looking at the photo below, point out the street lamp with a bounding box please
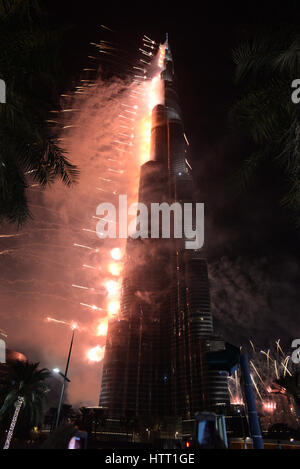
[54,326,76,429]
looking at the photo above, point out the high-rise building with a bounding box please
[99,37,229,437]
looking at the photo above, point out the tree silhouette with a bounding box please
[0,0,78,225]
[0,361,50,448]
[231,7,300,223]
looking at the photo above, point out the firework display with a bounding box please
[45,33,166,367]
[1,3,300,451]
[228,340,300,431]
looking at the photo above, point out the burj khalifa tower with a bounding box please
[99,36,229,436]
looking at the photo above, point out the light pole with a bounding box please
[240,353,264,449]
[55,327,75,429]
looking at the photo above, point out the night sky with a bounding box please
[46,0,300,345]
[1,1,299,407]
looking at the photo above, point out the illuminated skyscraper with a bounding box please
[99,36,229,434]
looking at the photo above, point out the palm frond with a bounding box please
[232,36,279,84]
[273,34,300,75]
[230,151,265,193]
[0,0,78,225]
[230,79,292,145]
[0,361,51,428]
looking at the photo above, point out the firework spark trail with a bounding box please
[0,31,165,403]
[58,37,165,365]
[261,349,274,364]
[46,316,81,332]
[250,360,267,389]
[249,340,255,353]
[281,357,292,377]
[80,303,103,312]
[250,374,263,401]
[276,339,285,357]
[0,234,25,239]
[0,250,15,255]
[46,317,70,327]
[228,339,300,429]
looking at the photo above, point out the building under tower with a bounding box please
[99,36,229,440]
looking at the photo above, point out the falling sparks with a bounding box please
[80,303,103,312]
[249,340,256,353]
[73,243,94,251]
[82,264,100,270]
[0,31,167,413]
[250,361,266,388]
[185,158,192,171]
[276,339,284,356]
[250,374,263,401]
[72,284,89,291]
[0,233,24,239]
[57,34,164,365]
[46,317,69,326]
[46,317,78,330]
[229,339,299,430]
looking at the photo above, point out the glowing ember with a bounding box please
[107,300,120,316]
[108,262,122,276]
[87,345,105,362]
[97,321,108,337]
[110,248,122,261]
[104,280,119,296]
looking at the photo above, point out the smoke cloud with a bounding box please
[0,74,152,407]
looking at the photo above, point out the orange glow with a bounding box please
[87,345,105,362]
[83,46,165,367]
[110,247,122,261]
[108,262,122,276]
[107,300,120,316]
[135,73,163,165]
[263,401,276,412]
[139,116,152,164]
[158,45,165,68]
[104,280,119,296]
[97,321,108,337]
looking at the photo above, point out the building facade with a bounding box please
[99,38,229,435]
